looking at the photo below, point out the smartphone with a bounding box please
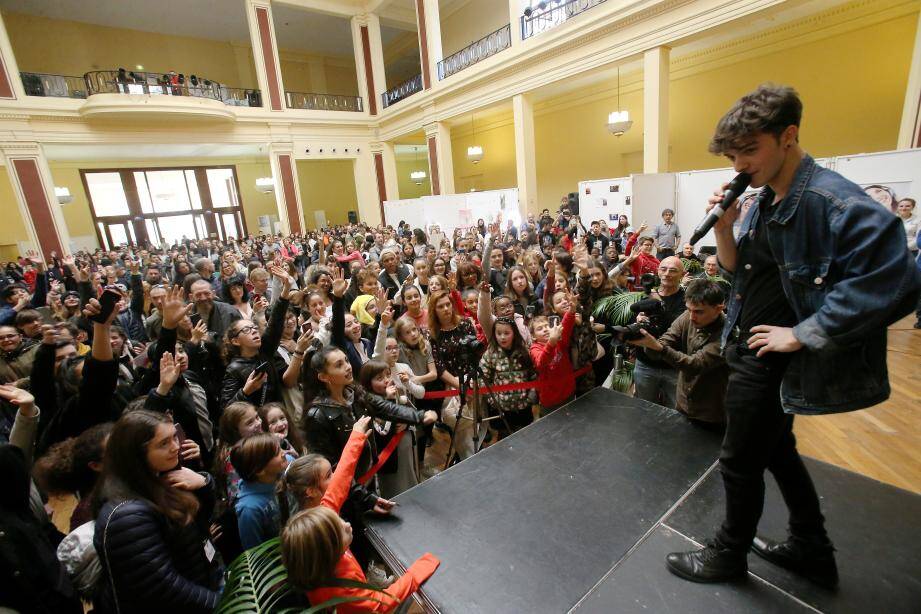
[301,321,312,335]
[548,315,561,328]
[173,422,187,447]
[253,361,270,376]
[89,288,122,323]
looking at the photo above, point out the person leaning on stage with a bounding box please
[628,278,728,428]
[665,84,921,588]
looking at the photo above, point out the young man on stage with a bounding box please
[665,85,921,588]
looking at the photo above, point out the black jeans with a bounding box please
[716,342,829,552]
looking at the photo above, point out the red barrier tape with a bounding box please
[357,430,405,485]
[421,365,593,399]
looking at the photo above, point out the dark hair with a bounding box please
[661,208,674,216]
[684,279,726,307]
[504,265,535,302]
[709,84,802,154]
[33,422,113,498]
[94,410,199,525]
[301,345,346,408]
[358,359,391,396]
[221,273,250,304]
[456,262,482,288]
[258,402,305,454]
[14,309,41,326]
[486,316,532,366]
[229,433,280,481]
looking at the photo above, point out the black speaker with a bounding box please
[347,210,358,224]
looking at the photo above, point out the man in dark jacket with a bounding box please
[629,279,727,426]
[189,279,241,341]
[377,248,410,301]
[666,84,921,589]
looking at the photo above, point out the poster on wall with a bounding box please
[576,177,632,229]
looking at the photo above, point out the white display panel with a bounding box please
[833,149,921,213]
[576,177,632,227]
[384,189,522,237]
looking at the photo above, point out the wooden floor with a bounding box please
[794,315,921,494]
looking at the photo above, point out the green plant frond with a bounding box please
[216,538,294,614]
[610,361,635,393]
[681,258,703,275]
[592,292,645,326]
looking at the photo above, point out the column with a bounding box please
[643,46,670,174]
[512,94,538,214]
[245,0,285,111]
[2,143,71,259]
[351,14,387,116]
[415,0,443,87]
[508,0,523,48]
[354,152,383,226]
[268,145,304,234]
[897,9,921,149]
[369,142,398,224]
[0,11,25,99]
[424,122,455,196]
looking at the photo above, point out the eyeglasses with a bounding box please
[230,325,258,338]
[0,333,21,341]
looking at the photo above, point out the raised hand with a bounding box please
[352,415,372,434]
[446,271,457,292]
[548,322,563,346]
[331,267,348,298]
[159,352,182,390]
[572,244,591,271]
[161,285,191,329]
[252,295,268,313]
[0,383,35,408]
[375,287,389,312]
[83,297,118,325]
[242,370,267,395]
[128,258,140,275]
[380,305,394,327]
[295,327,314,352]
[190,319,208,344]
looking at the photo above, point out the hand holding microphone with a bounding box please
[689,172,752,245]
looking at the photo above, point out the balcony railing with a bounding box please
[437,24,511,80]
[83,70,263,107]
[381,73,423,109]
[20,72,87,99]
[286,91,363,112]
[521,0,608,40]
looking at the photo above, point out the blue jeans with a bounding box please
[633,359,678,409]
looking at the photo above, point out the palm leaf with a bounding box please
[592,292,645,326]
[681,258,703,275]
[215,537,392,614]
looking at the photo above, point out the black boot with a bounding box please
[751,535,838,589]
[666,541,748,583]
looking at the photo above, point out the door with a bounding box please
[314,210,327,229]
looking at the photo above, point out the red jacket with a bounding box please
[529,311,575,406]
[624,232,660,290]
[306,430,440,613]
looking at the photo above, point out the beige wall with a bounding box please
[0,170,31,261]
[440,0,511,56]
[451,120,518,194]
[295,160,359,227]
[3,11,259,89]
[396,157,432,199]
[279,52,359,96]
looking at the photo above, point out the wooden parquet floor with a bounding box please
[794,315,921,494]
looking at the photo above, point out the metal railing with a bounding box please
[286,91,363,112]
[521,0,607,40]
[437,24,511,80]
[381,73,423,109]
[83,70,262,107]
[20,72,87,99]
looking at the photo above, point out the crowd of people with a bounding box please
[0,182,918,611]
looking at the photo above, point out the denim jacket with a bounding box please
[722,155,921,415]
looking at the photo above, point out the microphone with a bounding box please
[688,172,752,245]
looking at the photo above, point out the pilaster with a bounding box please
[245,0,286,111]
[512,94,538,214]
[643,46,670,173]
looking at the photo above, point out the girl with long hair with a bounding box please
[281,416,439,613]
[479,316,537,435]
[504,265,538,318]
[93,410,220,613]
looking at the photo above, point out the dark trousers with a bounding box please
[657,248,676,259]
[716,342,829,552]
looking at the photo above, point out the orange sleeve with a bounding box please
[560,311,576,349]
[311,554,440,614]
[321,430,367,513]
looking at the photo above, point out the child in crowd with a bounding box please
[230,432,288,549]
[281,416,439,613]
[529,293,577,416]
[258,401,303,458]
[479,316,538,434]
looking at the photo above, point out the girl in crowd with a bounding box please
[222,273,255,321]
[33,421,112,531]
[504,265,539,319]
[479,316,538,435]
[330,269,374,375]
[308,267,334,313]
[274,310,312,421]
[220,271,293,407]
[303,289,331,346]
[397,284,428,332]
[328,239,364,277]
[349,293,378,339]
[212,401,263,513]
[359,358,423,497]
[93,410,221,613]
[230,432,288,550]
[432,256,449,277]
[300,345,437,563]
[519,250,545,290]
[281,416,439,614]
[259,401,304,457]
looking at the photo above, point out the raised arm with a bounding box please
[320,422,370,513]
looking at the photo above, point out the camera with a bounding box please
[639,272,660,295]
[610,297,665,342]
[455,334,484,374]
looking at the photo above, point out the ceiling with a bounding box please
[43,143,268,162]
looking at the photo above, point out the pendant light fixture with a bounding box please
[607,66,633,137]
[410,146,427,185]
[467,113,484,163]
